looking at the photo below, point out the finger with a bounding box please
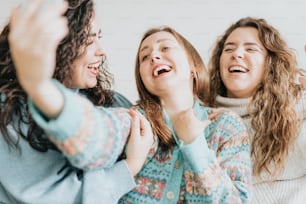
[19,0,44,22]
[9,6,19,28]
[40,0,68,16]
[135,111,152,136]
[304,45,306,52]
[129,110,140,138]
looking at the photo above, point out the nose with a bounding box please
[150,51,161,63]
[232,47,244,59]
[95,39,106,57]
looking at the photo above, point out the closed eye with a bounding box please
[246,47,259,52]
[141,55,149,62]
[223,48,234,52]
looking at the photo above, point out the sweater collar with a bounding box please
[216,95,251,118]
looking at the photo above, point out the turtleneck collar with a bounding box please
[216,95,251,118]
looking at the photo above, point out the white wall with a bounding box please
[1,0,306,103]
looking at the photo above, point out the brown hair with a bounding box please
[0,0,114,152]
[208,17,302,178]
[134,26,209,149]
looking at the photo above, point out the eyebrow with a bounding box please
[140,38,172,53]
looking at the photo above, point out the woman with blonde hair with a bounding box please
[10,17,252,203]
[208,17,306,203]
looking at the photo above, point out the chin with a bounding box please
[88,83,98,89]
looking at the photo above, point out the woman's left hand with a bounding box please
[125,109,154,176]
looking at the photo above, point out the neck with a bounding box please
[160,88,194,117]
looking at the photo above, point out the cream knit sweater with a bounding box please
[216,94,306,204]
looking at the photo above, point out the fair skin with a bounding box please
[139,31,210,144]
[139,31,193,104]
[9,0,152,176]
[65,14,104,89]
[220,27,268,98]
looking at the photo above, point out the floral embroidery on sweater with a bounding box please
[119,106,251,203]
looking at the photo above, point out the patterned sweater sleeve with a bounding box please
[29,80,131,170]
[180,108,252,203]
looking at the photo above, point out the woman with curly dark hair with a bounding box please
[207,17,306,203]
[11,10,252,201]
[0,0,153,203]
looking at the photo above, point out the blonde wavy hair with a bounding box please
[208,17,303,178]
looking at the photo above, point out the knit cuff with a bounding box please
[28,79,86,139]
[180,135,214,171]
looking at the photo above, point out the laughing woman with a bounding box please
[208,17,306,203]
[9,5,252,202]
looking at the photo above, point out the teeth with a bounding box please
[153,65,171,77]
[88,63,101,70]
[229,66,247,72]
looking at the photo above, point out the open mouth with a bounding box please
[153,65,171,77]
[229,66,248,73]
[88,63,101,76]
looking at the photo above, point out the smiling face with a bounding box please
[138,31,193,97]
[220,27,267,98]
[66,14,105,89]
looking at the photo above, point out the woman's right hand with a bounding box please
[125,110,154,176]
[9,0,68,93]
[171,109,210,144]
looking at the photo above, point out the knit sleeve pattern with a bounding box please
[29,80,131,170]
[181,107,252,203]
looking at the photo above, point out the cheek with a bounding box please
[253,58,266,78]
[137,68,146,88]
[219,54,228,68]
[220,69,227,83]
[139,64,150,78]
[219,58,227,77]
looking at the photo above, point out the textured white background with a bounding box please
[1,0,305,103]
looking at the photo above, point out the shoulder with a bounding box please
[205,106,247,134]
[111,91,133,108]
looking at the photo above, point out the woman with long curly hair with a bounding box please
[12,16,252,202]
[0,0,153,203]
[207,17,306,203]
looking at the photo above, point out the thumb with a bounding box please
[129,110,140,139]
[9,7,19,27]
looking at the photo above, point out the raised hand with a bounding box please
[125,109,155,176]
[171,109,210,144]
[9,0,68,93]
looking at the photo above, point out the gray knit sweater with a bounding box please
[216,94,306,204]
